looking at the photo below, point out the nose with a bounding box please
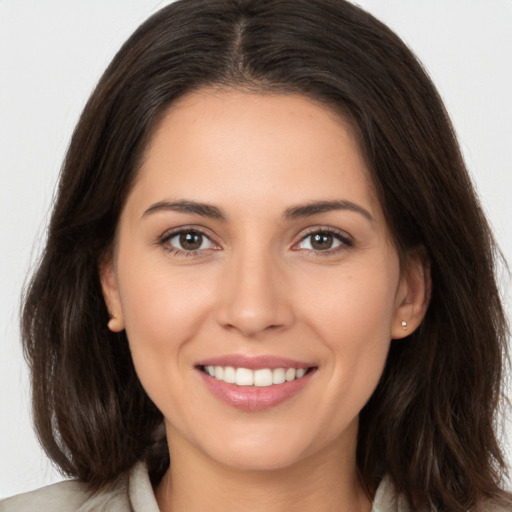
[215,250,295,338]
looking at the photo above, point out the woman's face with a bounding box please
[102,90,427,472]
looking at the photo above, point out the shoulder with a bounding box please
[371,475,512,512]
[371,475,412,512]
[0,474,130,512]
[0,480,92,512]
[0,462,157,512]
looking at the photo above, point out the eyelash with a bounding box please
[158,227,353,257]
[294,227,353,255]
[159,228,218,257]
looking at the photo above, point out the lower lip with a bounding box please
[198,369,315,411]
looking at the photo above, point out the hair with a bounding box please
[22,0,510,510]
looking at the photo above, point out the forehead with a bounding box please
[128,89,382,223]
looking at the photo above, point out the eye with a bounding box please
[295,229,352,252]
[161,229,217,254]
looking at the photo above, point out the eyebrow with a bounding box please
[283,200,374,222]
[141,199,373,223]
[142,200,226,220]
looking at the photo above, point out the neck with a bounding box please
[155,428,372,512]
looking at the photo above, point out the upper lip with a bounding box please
[195,354,315,370]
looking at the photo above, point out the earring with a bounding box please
[401,320,407,330]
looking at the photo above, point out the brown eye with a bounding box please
[296,230,350,252]
[164,230,215,252]
[179,232,204,250]
[310,233,335,250]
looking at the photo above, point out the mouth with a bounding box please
[195,356,317,411]
[199,365,314,387]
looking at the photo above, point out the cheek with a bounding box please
[303,264,399,407]
[116,263,217,426]
[115,255,216,382]
[302,261,399,341]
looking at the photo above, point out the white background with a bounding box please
[1,0,511,498]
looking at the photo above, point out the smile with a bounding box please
[201,366,309,387]
[196,356,317,411]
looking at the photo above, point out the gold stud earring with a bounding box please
[401,320,407,330]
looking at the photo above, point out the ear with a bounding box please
[99,253,125,332]
[391,247,431,339]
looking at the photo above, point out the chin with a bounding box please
[209,443,310,473]
[190,420,352,474]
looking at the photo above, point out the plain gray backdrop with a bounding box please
[1,0,511,498]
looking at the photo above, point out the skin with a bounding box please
[101,89,429,512]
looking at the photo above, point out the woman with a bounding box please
[1,0,510,510]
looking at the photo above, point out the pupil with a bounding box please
[180,232,202,250]
[311,233,333,250]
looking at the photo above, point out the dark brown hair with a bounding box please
[22,0,510,510]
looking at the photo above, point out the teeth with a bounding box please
[223,366,236,383]
[203,365,309,386]
[235,367,254,386]
[254,369,272,387]
[214,366,224,380]
[272,368,286,384]
[285,368,296,381]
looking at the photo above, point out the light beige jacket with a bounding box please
[0,463,503,511]
[0,463,406,511]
